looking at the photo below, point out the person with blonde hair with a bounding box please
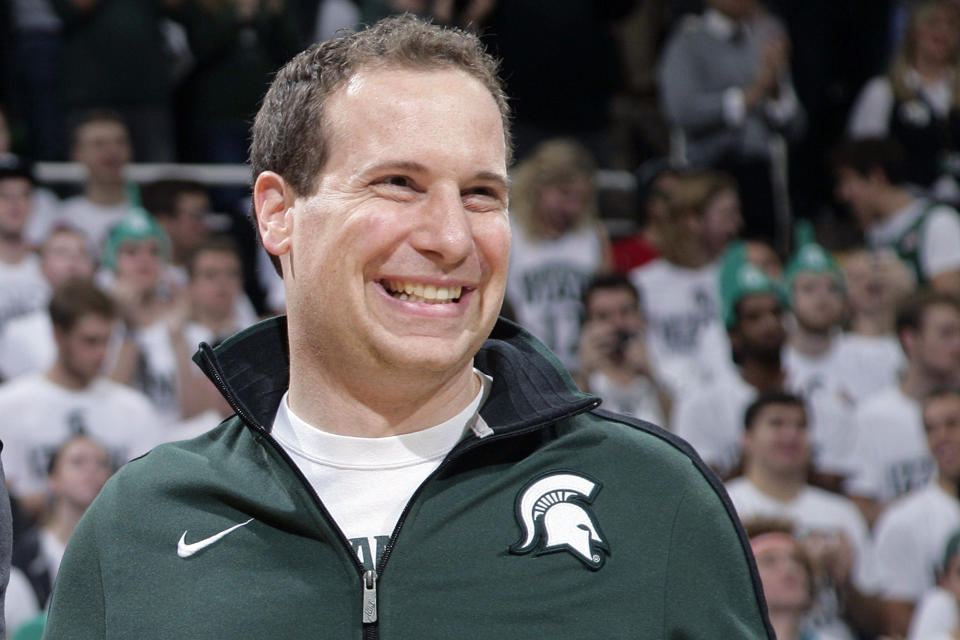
[848,0,960,202]
[505,137,612,371]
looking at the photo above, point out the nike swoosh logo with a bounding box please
[177,518,254,559]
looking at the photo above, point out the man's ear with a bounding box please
[254,171,297,262]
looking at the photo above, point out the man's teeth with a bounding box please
[384,280,462,303]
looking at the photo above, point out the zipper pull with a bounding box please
[362,569,378,624]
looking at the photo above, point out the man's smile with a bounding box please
[379,279,469,304]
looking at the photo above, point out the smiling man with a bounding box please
[45,16,773,639]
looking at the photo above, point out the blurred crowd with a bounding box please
[2,0,960,638]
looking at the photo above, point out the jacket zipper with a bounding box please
[200,344,599,638]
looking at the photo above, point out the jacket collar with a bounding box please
[193,315,599,436]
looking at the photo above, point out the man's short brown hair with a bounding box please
[250,14,511,200]
[48,280,116,331]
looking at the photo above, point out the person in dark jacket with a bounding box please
[45,15,775,638]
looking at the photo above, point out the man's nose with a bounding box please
[410,186,474,264]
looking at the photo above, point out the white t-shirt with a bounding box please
[0,373,160,498]
[873,482,960,602]
[844,385,934,502]
[506,223,605,371]
[867,199,960,282]
[629,258,720,365]
[908,587,960,640]
[587,372,665,426]
[671,370,754,475]
[130,322,181,426]
[0,308,55,381]
[58,196,133,254]
[4,567,39,637]
[271,371,493,570]
[0,254,47,331]
[726,478,875,640]
[672,366,856,478]
[833,333,905,405]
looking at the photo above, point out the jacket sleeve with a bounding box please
[662,478,774,639]
[43,499,107,637]
[658,27,730,135]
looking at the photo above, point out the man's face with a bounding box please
[275,67,510,378]
[48,437,112,510]
[732,293,786,362]
[699,188,743,260]
[790,272,845,333]
[908,304,960,378]
[834,168,882,230]
[56,313,113,385]
[115,238,162,293]
[708,0,758,20]
[168,192,210,255]
[924,393,960,482]
[73,120,132,185]
[744,403,809,475]
[0,177,33,239]
[754,538,811,613]
[536,177,592,237]
[190,249,242,319]
[41,231,94,286]
[585,286,643,334]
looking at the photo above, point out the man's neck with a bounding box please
[193,308,236,336]
[789,325,833,357]
[84,182,127,207]
[875,187,915,223]
[915,54,950,83]
[768,610,803,640]
[849,311,894,337]
[45,363,92,392]
[901,365,947,402]
[740,359,785,392]
[0,234,29,266]
[746,466,804,502]
[46,501,86,545]
[286,359,480,438]
[938,473,958,498]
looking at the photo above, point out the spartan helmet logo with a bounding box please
[509,471,609,570]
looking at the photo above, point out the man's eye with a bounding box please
[382,176,410,188]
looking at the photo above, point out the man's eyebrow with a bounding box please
[361,161,509,190]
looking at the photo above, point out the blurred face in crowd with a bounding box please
[744,402,810,477]
[698,188,743,261]
[708,0,758,20]
[41,230,94,286]
[166,191,211,257]
[56,313,113,386]
[536,176,593,238]
[752,535,812,614]
[190,249,242,320]
[645,172,679,231]
[0,177,33,240]
[791,272,845,333]
[913,2,960,66]
[924,392,960,482]
[746,240,783,281]
[731,293,786,364]
[73,119,132,186]
[48,436,112,511]
[834,167,885,230]
[905,303,960,377]
[843,250,912,317]
[585,286,644,335]
[114,238,162,294]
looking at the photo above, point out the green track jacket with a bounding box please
[45,316,774,639]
